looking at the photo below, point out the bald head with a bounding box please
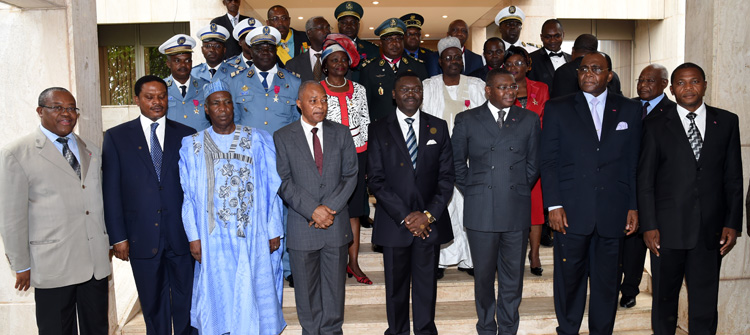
[637,64,669,101]
[571,34,598,59]
[447,20,469,47]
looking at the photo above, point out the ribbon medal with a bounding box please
[273,85,281,102]
[193,100,200,114]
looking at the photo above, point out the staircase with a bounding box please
[120,203,663,334]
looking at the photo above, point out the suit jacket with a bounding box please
[463,48,483,76]
[359,55,428,121]
[368,111,455,247]
[633,94,676,121]
[453,104,540,232]
[468,65,491,82]
[550,57,622,99]
[285,50,318,82]
[288,28,310,58]
[0,129,110,288]
[527,48,571,91]
[540,91,642,238]
[211,14,250,60]
[274,120,358,251]
[638,104,742,249]
[102,118,196,259]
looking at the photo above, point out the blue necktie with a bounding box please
[405,118,417,170]
[150,123,163,181]
[260,71,269,90]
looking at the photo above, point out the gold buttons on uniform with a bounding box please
[184,115,187,118]
[265,93,269,96]
[264,121,268,125]
[265,107,269,110]
[182,101,185,105]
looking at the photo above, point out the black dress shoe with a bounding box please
[286,275,294,288]
[540,234,554,247]
[457,267,474,276]
[530,267,543,276]
[619,295,636,308]
[360,216,373,228]
[436,268,445,280]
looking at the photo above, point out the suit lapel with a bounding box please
[127,119,160,180]
[35,130,79,180]
[541,52,555,77]
[573,92,600,142]
[161,120,181,167]
[75,134,91,181]
[477,103,502,138]
[663,108,697,165]
[387,113,413,168]
[697,106,719,166]
[600,94,619,141]
[500,106,523,137]
[321,121,336,176]
[292,121,319,176]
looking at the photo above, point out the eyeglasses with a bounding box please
[441,55,462,62]
[40,105,80,114]
[268,16,290,22]
[251,44,276,52]
[492,85,519,91]
[577,66,608,74]
[504,60,526,68]
[398,87,422,94]
[635,78,658,84]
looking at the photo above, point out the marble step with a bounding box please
[279,293,655,335]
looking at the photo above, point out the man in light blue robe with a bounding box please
[179,80,285,335]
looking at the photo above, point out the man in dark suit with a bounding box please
[619,63,676,309]
[267,5,310,65]
[528,19,571,92]
[360,18,428,122]
[210,0,248,60]
[540,52,641,335]
[103,75,197,335]
[275,81,358,335]
[285,16,330,82]
[368,71,455,335]
[639,63,742,335]
[550,34,622,99]
[446,19,483,75]
[401,13,439,76]
[468,37,505,82]
[453,69,540,335]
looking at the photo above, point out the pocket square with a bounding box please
[426,139,437,145]
[616,122,628,130]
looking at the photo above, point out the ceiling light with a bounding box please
[424,34,430,37]
[298,16,303,20]
[372,1,379,4]
[420,41,424,43]
[442,15,448,18]
[369,27,374,30]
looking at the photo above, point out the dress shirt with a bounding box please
[641,93,666,115]
[487,102,510,122]
[546,48,566,70]
[175,75,192,96]
[139,114,166,151]
[383,55,401,69]
[208,63,221,78]
[308,49,323,72]
[300,118,324,157]
[253,64,278,88]
[227,13,240,27]
[242,54,253,67]
[676,102,707,141]
[39,125,80,162]
[396,108,420,144]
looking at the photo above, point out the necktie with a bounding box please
[313,53,323,82]
[260,71,269,90]
[246,60,252,68]
[209,68,217,78]
[686,112,703,161]
[180,85,187,98]
[311,127,323,175]
[497,109,506,128]
[56,137,81,179]
[641,101,650,120]
[392,62,398,73]
[405,118,417,170]
[549,52,564,57]
[150,123,163,181]
[232,16,237,27]
[590,97,602,139]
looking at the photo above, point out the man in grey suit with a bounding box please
[0,87,111,334]
[275,81,358,335]
[452,69,541,335]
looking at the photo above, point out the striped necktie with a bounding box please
[150,123,163,181]
[686,112,703,160]
[56,137,80,179]
[405,118,417,170]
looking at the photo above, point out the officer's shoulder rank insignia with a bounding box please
[278,71,285,79]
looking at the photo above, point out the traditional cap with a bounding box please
[437,36,462,55]
[233,17,259,41]
[203,80,231,100]
[399,13,424,29]
[335,1,364,20]
[374,18,406,38]
[322,33,360,68]
[495,6,525,26]
[245,26,282,46]
[197,23,230,43]
[158,34,196,55]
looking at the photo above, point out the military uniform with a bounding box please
[165,75,211,131]
[360,54,427,122]
[191,62,235,83]
[228,63,301,134]
[334,1,380,83]
[496,6,540,53]
[192,23,239,83]
[401,13,439,76]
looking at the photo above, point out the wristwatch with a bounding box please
[423,210,436,224]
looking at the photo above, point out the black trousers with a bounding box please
[619,232,647,297]
[382,239,440,335]
[35,276,108,335]
[651,244,722,335]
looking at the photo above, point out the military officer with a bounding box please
[335,1,379,82]
[229,25,301,134]
[192,23,235,83]
[400,13,439,76]
[159,34,211,131]
[225,17,260,70]
[495,6,540,53]
[359,18,428,121]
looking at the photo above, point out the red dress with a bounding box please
[515,77,549,226]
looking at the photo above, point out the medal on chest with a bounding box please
[193,100,200,114]
[273,85,280,102]
[378,86,384,96]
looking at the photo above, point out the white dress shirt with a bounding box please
[253,64,278,88]
[383,55,401,69]
[300,119,324,157]
[676,102,707,141]
[546,48,567,70]
[139,114,166,151]
[396,108,420,144]
[487,102,510,122]
[227,13,240,27]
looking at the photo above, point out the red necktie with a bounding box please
[312,127,323,175]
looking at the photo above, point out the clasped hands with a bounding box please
[310,204,336,229]
[405,211,431,239]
